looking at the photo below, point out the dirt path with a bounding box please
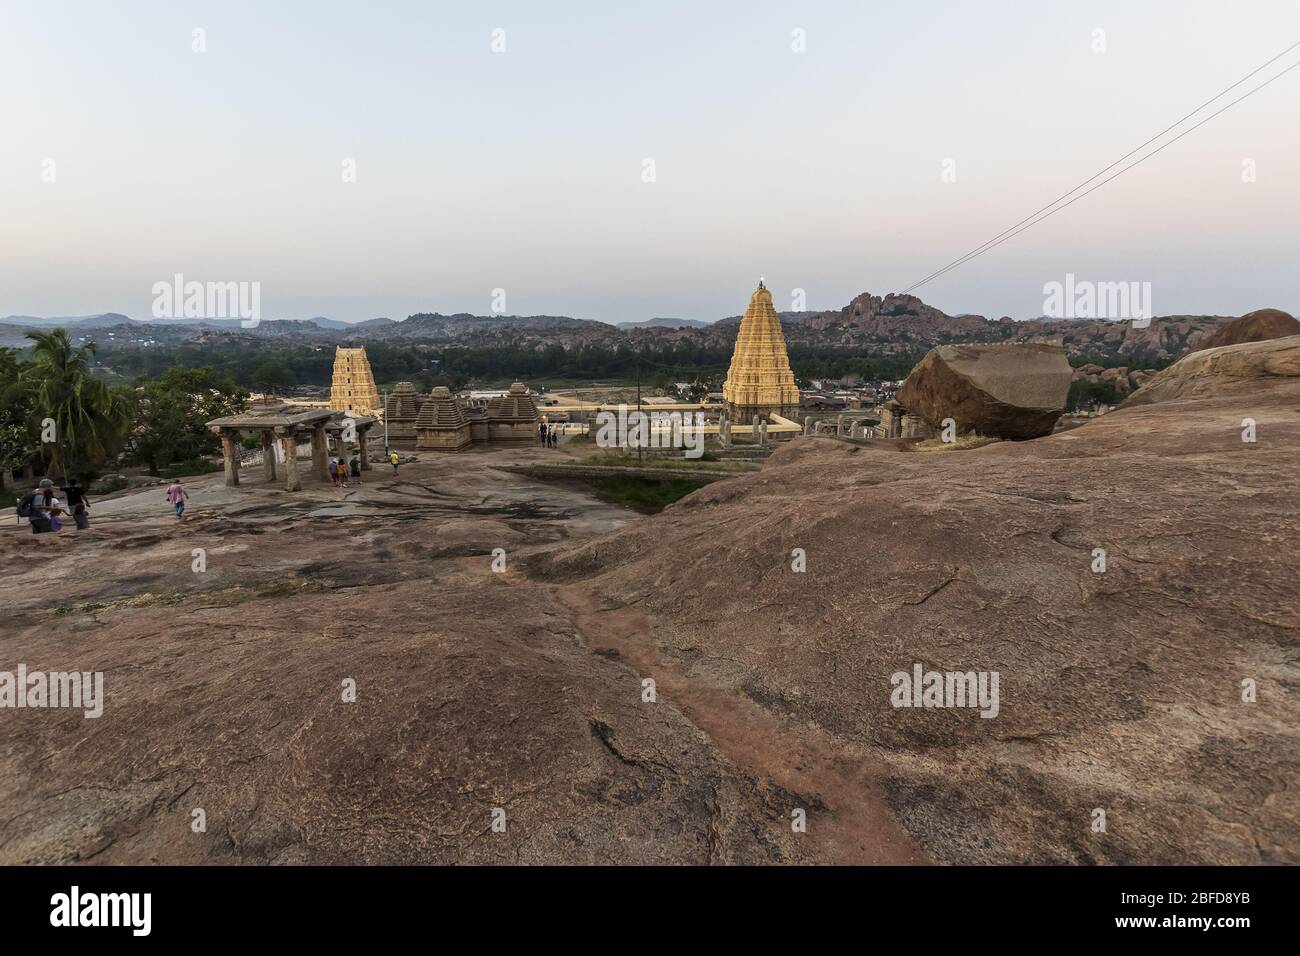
[555,584,927,865]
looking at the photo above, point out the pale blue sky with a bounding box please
[2,0,1297,323]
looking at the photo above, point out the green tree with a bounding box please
[127,366,248,474]
[24,329,131,480]
[0,348,39,492]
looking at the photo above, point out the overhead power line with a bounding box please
[901,41,1300,295]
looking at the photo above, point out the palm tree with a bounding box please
[24,329,131,480]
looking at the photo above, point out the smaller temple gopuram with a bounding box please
[330,347,382,417]
[722,280,799,423]
[388,381,540,451]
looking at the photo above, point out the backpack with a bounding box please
[17,492,38,519]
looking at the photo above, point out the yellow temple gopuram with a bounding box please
[330,347,382,417]
[722,279,799,422]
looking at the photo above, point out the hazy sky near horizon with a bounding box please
[2,0,1298,324]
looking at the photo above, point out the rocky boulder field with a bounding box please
[1,337,1296,864]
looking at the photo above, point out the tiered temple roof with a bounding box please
[485,382,539,422]
[722,280,799,421]
[415,386,467,428]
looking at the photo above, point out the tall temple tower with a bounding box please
[722,280,799,422]
[330,347,382,417]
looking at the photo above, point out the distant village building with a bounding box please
[722,280,799,423]
[330,347,382,417]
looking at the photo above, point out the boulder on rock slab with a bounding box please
[897,342,1072,439]
[1190,308,1300,353]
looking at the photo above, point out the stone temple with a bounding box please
[722,280,799,423]
[386,381,540,451]
[330,347,382,417]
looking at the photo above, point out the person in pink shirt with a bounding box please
[166,480,189,519]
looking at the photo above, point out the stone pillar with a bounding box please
[752,414,761,445]
[837,414,846,436]
[280,431,301,491]
[759,420,768,446]
[260,430,277,481]
[358,426,371,470]
[720,418,731,449]
[312,422,328,482]
[803,417,813,435]
[220,429,240,487]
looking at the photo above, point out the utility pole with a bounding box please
[381,387,389,454]
[635,358,642,463]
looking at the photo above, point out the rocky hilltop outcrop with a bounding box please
[535,335,1300,864]
[1189,308,1300,353]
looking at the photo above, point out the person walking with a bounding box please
[64,479,91,530]
[349,455,362,484]
[48,493,65,532]
[328,456,340,487]
[166,479,189,519]
[389,451,400,475]
[19,478,55,534]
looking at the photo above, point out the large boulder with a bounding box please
[897,342,1072,439]
[1124,334,1300,405]
[1191,308,1300,352]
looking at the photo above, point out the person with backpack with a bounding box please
[64,479,91,530]
[328,456,340,487]
[18,478,55,534]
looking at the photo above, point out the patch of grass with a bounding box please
[50,592,186,616]
[587,475,709,514]
[904,433,1000,452]
[580,451,758,473]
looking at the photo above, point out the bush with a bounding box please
[158,458,222,479]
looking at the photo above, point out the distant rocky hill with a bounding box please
[2,294,1243,366]
[615,317,712,330]
[0,312,131,329]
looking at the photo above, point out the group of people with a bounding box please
[537,422,561,448]
[18,478,91,534]
[19,476,194,534]
[327,454,363,488]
